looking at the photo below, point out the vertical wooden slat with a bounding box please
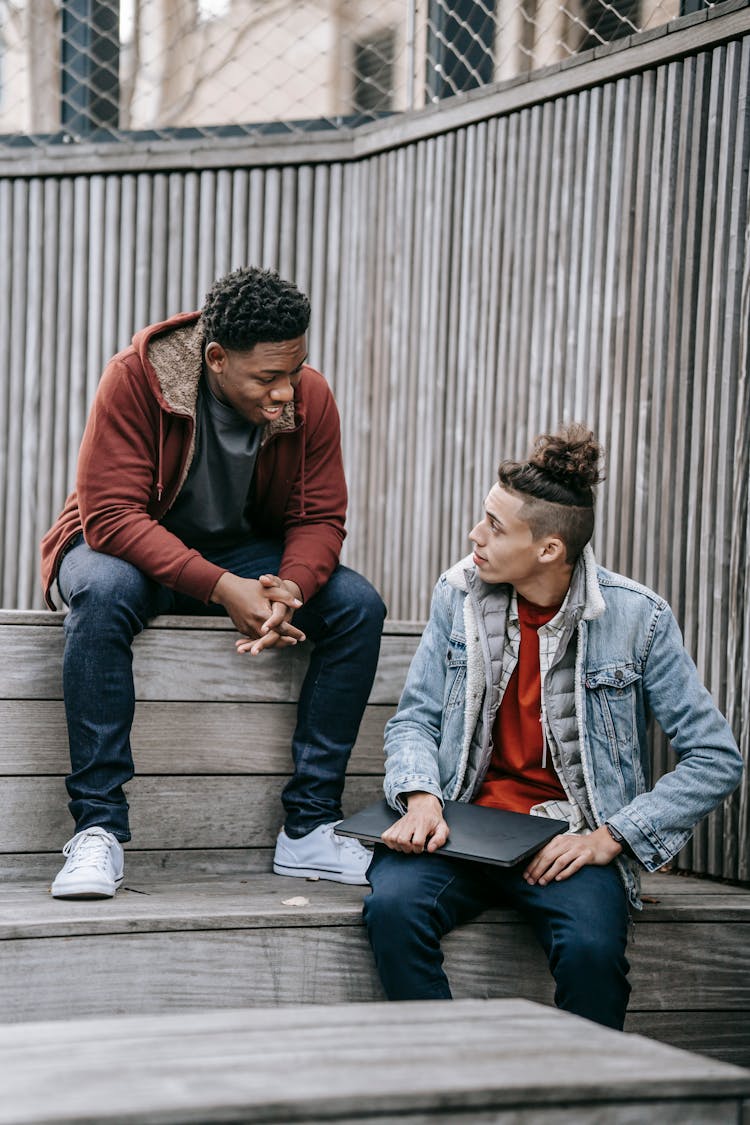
[133,174,154,330]
[197,170,217,301]
[247,168,265,270]
[150,173,170,322]
[68,178,90,489]
[17,178,43,608]
[86,177,106,403]
[0,179,12,592]
[214,170,233,282]
[3,181,27,604]
[36,178,61,599]
[261,167,281,271]
[724,36,750,883]
[101,176,122,355]
[230,170,249,271]
[307,163,330,367]
[54,179,76,508]
[180,172,200,309]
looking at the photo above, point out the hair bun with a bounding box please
[530,424,604,493]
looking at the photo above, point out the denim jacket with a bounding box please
[383,548,743,908]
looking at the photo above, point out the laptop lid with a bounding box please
[336,799,569,868]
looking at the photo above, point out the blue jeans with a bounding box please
[363,846,631,1029]
[57,536,386,841]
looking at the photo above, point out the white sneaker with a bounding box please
[273,822,372,885]
[51,827,124,899]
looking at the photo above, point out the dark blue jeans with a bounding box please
[58,536,386,841]
[363,846,631,1029]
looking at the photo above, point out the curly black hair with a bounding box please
[497,424,605,562]
[200,267,311,351]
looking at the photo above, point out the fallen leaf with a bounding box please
[282,896,310,907]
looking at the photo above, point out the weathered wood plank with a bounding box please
[0,775,384,851]
[0,877,748,1010]
[0,876,369,940]
[626,1011,750,1069]
[0,848,274,882]
[0,700,393,775]
[1,999,748,1125]
[2,872,748,937]
[0,612,425,634]
[0,627,419,703]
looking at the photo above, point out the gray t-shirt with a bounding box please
[162,375,262,550]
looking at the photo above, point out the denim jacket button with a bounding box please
[651,854,660,865]
[615,670,624,681]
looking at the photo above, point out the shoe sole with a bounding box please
[51,875,124,900]
[273,862,369,886]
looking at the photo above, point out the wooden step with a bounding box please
[0,612,421,876]
[2,998,749,1125]
[1,870,748,1067]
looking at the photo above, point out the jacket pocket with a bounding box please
[585,666,647,796]
[444,640,467,714]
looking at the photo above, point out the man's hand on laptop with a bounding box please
[522,825,622,886]
[381,792,449,854]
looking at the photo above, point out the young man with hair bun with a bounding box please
[363,424,742,1029]
[42,266,385,898]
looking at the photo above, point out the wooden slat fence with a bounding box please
[0,11,748,881]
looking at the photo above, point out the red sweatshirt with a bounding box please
[40,311,347,608]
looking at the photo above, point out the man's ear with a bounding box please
[538,536,566,565]
[204,340,226,372]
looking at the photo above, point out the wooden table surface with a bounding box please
[1,998,749,1124]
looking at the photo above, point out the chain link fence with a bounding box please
[1,0,709,143]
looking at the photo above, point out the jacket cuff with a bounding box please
[279,562,319,604]
[175,554,228,603]
[606,808,672,871]
[385,779,444,815]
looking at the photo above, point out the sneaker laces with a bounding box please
[61,828,115,873]
[325,822,371,856]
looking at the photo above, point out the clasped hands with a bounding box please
[210,571,305,656]
[382,792,622,885]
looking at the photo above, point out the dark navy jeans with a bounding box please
[57,536,386,841]
[363,845,631,1029]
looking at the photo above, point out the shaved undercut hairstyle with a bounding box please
[498,424,605,562]
[201,267,311,351]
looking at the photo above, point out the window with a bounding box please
[353,28,395,115]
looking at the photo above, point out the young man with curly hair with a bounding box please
[42,267,385,898]
[363,424,742,1029]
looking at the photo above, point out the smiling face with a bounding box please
[204,336,307,426]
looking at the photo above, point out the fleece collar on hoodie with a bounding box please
[444,543,606,623]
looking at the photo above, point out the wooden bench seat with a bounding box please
[1,610,749,1069]
[2,998,749,1125]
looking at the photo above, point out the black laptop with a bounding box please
[335,798,569,867]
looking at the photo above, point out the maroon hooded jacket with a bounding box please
[41,312,347,608]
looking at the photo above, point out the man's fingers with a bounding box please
[425,821,450,852]
[381,814,449,854]
[236,629,301,655]
[524,837,596,885]
[260,605,306,641]
[261,602,288,629]
[259,574,303,608]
